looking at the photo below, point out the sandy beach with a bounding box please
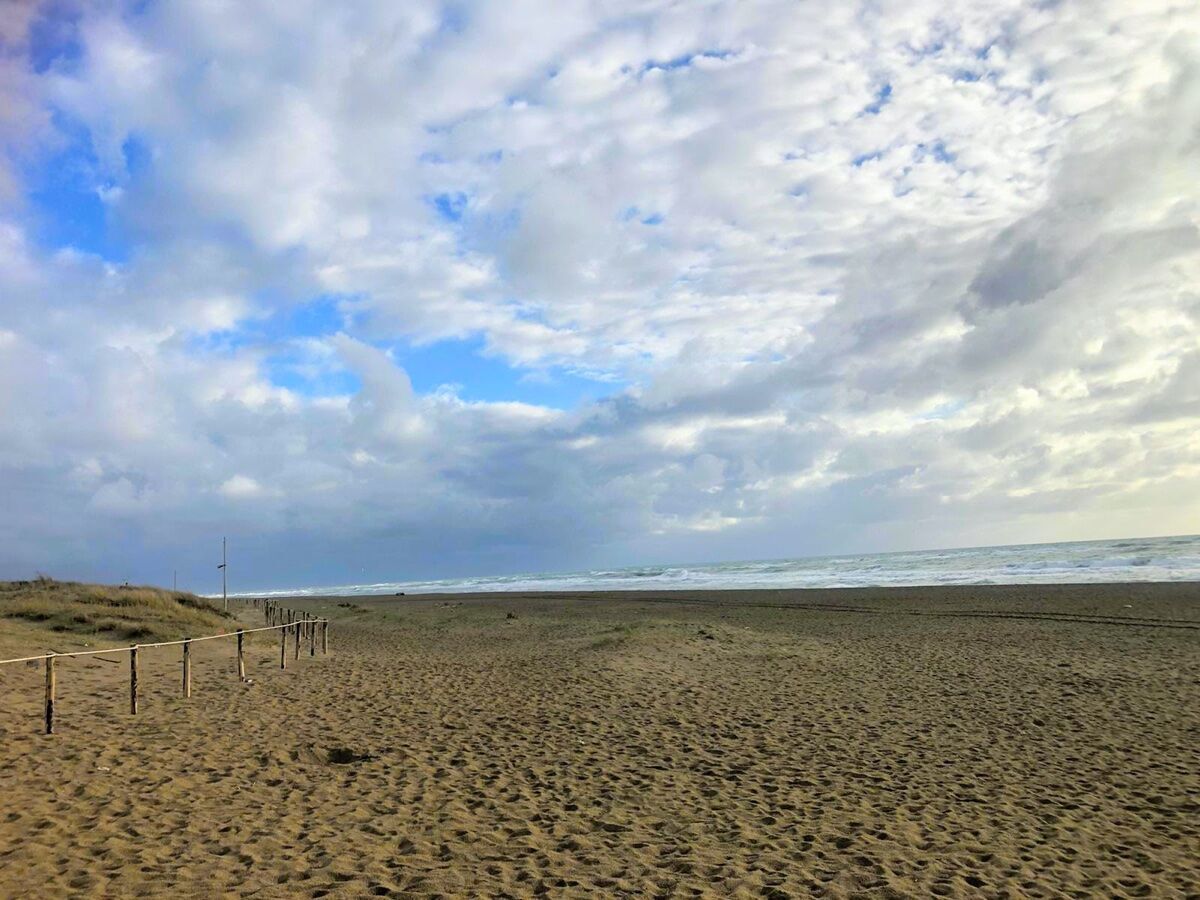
[1,582,1197,898]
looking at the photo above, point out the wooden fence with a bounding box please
[0,598,328,734]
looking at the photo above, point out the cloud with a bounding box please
[218,475,265,499]
[0,0,1196,587]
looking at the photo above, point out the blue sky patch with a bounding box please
[620,206,664,226]
[863,82,892,115]
[438,4,469,35]
[430,191,470,222]
[915,140,956,164]
[274,296,350,338]
[25,113,127,261]
[392,335,618,409]
[121,134,153,177]
[638,48,734,76]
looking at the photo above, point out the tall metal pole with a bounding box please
[222,537,227,611]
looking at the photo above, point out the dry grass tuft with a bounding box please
[0,577,233,644]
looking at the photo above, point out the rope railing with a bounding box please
[0,621,311,666]
[1,597,330,734]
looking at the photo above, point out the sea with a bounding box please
[236,533,1200,599]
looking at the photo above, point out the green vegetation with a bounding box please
[0,577,233,644]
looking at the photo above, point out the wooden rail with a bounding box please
[0,599,329,734]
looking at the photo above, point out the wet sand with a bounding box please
[0,582,1198,898]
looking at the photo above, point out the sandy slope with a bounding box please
[0,583,1197,898]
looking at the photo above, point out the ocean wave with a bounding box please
[223,534,1200,598]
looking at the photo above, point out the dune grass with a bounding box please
[0,577,233,644]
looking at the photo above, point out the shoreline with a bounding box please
[274,579,1200,620]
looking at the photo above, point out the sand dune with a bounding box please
[1,582,1197,898]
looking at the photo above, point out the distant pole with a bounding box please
[218,537,227,612]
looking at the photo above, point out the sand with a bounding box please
[0,582,1197,898]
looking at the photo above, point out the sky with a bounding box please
[0,0,1198,593]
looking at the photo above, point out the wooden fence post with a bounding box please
[280,626,286,670]
[309,617,316,656]
[130,646,139,714]
[293,622,300,661]
[322,620,328,655]
[237,630,245,681]
[182,640,192,698]
[44,654,55,735]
